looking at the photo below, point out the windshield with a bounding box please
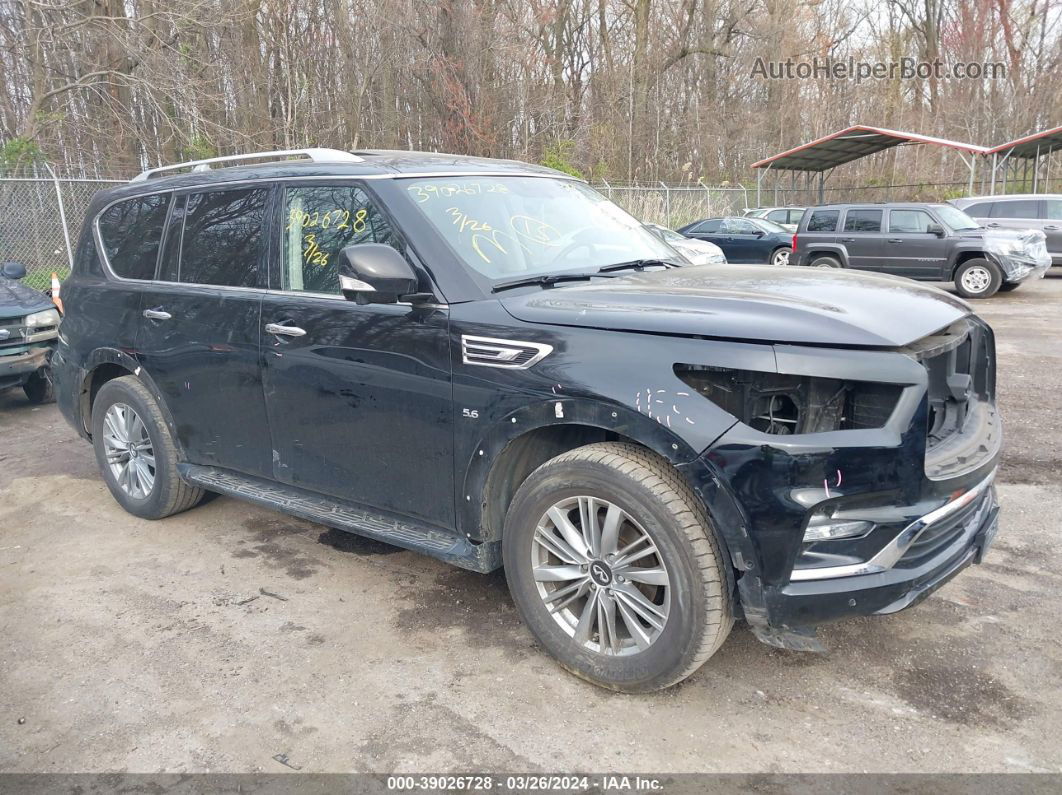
[934,205,981,231]
[402,176,677,280]
[648,224,686,244]
[747,217,788,234]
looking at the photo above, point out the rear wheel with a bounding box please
[810,255,842,268]
[954,258,1002,299]
[91,375,204,519]
[503,442,732,692]
[770,247,792,266]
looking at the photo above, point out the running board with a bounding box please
[178,464,501,573]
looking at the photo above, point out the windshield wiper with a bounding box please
[597,258,678,273]
[491,271,618,293]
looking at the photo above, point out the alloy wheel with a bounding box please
[101,403,156,499]
[772,249,791,266]
[531,496,671,656]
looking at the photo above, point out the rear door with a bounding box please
[838,208,884,271]
[884,208,947,279]
[258,182,455,529]
[135,185,275,478]
[1040,199,1062,264]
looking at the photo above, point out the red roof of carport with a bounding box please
[986,125,1062,159]
[751,125,989,172]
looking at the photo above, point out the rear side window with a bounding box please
[806,210,839,232]
[281,185,405,294]
[178,188,269,287]
[692,220,722,233]
[888,209,935,233]
[97,194,170,279]
[843,209,882,232]
[963,202,994,217]
[1045,200,1062,221]
[993,200,1039,219]
[766,210,788,224]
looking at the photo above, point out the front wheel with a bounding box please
[503,442,733,692]
[954,258,1002,299]
[770,247,792,266]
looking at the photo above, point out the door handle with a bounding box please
[986,222,1000,228]
[265,322,307,337]
[887,238,903,243]
[840,237,856,243]
[1045,225,1059,231]
[143,308,172,320]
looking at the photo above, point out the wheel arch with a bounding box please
[805,246,848,267]
[459,398,733,546]
[949,249,994,279]
[78,350,182,456]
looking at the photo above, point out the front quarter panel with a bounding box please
[450,300,778,538]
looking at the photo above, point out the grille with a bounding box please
[897,489,993,568]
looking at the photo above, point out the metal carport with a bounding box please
[985,126,1062,195]
[750,125,989,205]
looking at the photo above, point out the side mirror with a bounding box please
[1,261,27,280]
[927,223,945,237]
[337,244,418,304]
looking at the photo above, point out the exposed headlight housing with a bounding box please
[24,308,60,328]
[675,365,903,434]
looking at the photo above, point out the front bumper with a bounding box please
[0,345,50,389]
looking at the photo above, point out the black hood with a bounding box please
[500,265,971,347]
[0,278,53,319]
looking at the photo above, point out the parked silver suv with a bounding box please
[950,194,1062,266]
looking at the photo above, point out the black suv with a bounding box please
[54,150,1001,692]
[791,202,1051,298]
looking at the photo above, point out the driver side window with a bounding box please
[281,185,404,294]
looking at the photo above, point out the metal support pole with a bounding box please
[756,171,762,207]
[1033,145,1041,193]
[602,178,611,199]
[44,162,74,271]
[660,181,670,228]
[990,153,997,195]
[818,171,824,204]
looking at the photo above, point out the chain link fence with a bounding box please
[0,171,124,289]
[596,182,751,229]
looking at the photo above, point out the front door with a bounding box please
[721,218,763,263]
[259,183,455,529]
[135,186,274,478]
[1042,199,1062,265]
[883,208,948,279]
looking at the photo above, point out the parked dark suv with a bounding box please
[791,202,1051,298]
[0,261,59,403]
[54,150,1001,691]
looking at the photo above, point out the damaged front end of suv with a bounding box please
[676,312,999,650]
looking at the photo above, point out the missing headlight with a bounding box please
[675,365,902,434]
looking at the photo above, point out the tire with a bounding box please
[90,375,204,520]
[998,281,1022,292]
[770,247,792,266]
[810,255,842,268]
[503,442,733,692]
[954,258,1002,299]
[23,366,54,404]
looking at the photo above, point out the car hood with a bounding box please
[0,278,52,319]
[499,265,971,347]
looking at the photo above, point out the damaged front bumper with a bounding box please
[984,228,1052,283]
[0,344,51,390]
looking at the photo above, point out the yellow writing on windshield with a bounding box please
[407,182,510,203]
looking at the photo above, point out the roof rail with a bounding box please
[130,148,364,182]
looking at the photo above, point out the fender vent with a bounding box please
[461,335,552,369]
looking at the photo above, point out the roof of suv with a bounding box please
[806,202,947,209]
[102,149,570,203]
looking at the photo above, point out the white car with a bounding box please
[644,223,727,266]
[743,206,805,232]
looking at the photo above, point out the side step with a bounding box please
[179,464,501,573]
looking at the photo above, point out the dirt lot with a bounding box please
[1,275,1061,775]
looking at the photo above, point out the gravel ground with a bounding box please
[1,274,1060,774]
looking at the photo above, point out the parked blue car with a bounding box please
[677,216,793,266]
